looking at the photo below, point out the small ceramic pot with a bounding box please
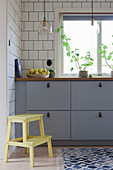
[111,71,113,78]
[79,71,88,78]
[50,71,55,78]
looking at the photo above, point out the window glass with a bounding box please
[62,18,113,76]
[102,21,113,74]
[63,20,98,75]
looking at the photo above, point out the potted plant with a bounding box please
[97,37,113,77]
[57,26,94,78]
[49,68,56,78]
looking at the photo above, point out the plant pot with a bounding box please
[111,71,113,78]
[79,71,88,78]
[49,71,55,78]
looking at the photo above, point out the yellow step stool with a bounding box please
[4,114,53,167]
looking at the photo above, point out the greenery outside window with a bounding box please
[60,14,113,77]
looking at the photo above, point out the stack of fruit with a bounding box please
[26,68,50,78]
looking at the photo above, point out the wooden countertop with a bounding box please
[15,78,113,81]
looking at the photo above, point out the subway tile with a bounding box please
[25,22,33,30]
[44,41,52,50]
[24,41,33,50]
[34,60,43,69]
[34,41,43,50]
[63,3,72,8]
[22,69,28,78]
[29,32,38,40]
[101,3,110,8]
[39,51,47,59]
[29,51,38,59]
[22,32,28,40]
[39,34,47,40]
[24,60,33,69]
[48,51,54,59]
[22,51,29,59]
[25,3,33,11]
[29,12,38,21]
[45,3,53,11]
[72,3,81,8]
[22,12,28,21]
[34,3,43,11]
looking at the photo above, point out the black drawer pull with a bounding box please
[99,82,102,87]
[47,112,50,118]
[47,83,50,88]
[99,112,102,118]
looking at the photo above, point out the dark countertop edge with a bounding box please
[15,78,113,81]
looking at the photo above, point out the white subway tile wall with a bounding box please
[21,0,112,77]
[8,0,22,146]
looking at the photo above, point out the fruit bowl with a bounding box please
[27,74,49,78]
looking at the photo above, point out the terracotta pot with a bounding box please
[79,71,88,78]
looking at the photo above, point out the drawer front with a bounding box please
[27,82,70,110]
[71,111,113,140]
[71,81,113,110]
[28,111,70,140]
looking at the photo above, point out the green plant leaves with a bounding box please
[57,25,94,71]
[97,49,102,53]
[62,34,66,39]
[103,45,107,49]
[67,51,71,56]
[57,28,60,33]
[71,67,74,71]
[70,59,73,63]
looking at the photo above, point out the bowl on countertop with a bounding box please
[27,74,49,78]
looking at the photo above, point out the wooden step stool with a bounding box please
[4,114,53,167]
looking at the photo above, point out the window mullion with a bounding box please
[97,21,102,76]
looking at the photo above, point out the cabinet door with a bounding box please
[28,111,70,140]
[71,81,113,110]
[71,111,113,140]
[27,81,70,110]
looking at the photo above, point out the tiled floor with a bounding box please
[0,146,58,170]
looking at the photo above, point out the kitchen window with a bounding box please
[59,14,113,77]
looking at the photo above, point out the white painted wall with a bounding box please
[8,0,22,156]
[0,0,8,159]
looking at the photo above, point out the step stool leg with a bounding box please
[47,138,53,157]
[4,120,12,163]
[30,146,34,167]
[25,122,29,154]
[39,116,45,136]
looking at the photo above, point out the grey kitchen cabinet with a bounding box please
[16,80,113,144]
[27,81,70,110]
[71,111,113,140]
[28,111,70,140]
[71,81,113,110]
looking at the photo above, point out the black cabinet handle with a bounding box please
[47,83,50,88]
[99,112,102,118]
[99,82,102,87]
[47,112,50,118]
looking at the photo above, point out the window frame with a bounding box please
[55,8,113,77]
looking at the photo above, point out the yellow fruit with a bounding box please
[27,72,30,76]
[43,68,47,72]
[35,71,39,75]
[34,69,38,73]
[38,68,43,73]
[29,69,35,74]
[46,71,50,75]
[42,71,46,75]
